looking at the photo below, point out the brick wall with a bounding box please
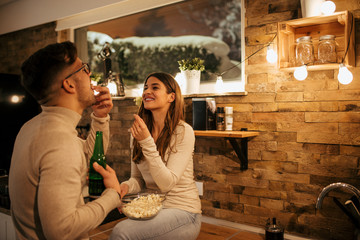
[184,1,360,239]
[0,22,57,74]
[1,1,360,239]
[105,1,360,239]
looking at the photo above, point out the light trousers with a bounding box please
[109,208,202,240]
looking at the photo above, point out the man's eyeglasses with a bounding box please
[64,63,90,79]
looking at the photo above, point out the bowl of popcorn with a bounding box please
[121,193,165,220]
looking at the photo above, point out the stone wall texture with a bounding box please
[1,0,360,239]
[0,22,57,74]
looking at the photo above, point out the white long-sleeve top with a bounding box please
[9,106,121,240]
[122,121,201,214]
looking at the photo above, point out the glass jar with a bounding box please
[295,36,314,66]
[216,107,225,131]
[318,35,337,63]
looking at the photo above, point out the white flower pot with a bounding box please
[181,70,201,94]
[300,0,323,18]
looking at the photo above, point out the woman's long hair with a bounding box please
[132,72,184,164]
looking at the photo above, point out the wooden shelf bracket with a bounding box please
[194,128,259,171]
[226,136,248,170]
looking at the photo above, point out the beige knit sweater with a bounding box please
[9,106,121,240]
[123,121,201,214]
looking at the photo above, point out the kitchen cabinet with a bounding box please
[277,11,355,72]
[0,211,16,240]
[194,130,259,170]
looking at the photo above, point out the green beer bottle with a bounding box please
[89,131,106,197]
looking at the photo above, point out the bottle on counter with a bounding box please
[89,131,106,197]
[265,217,284,240]
[225,106,233,131]
[216,107,225,131]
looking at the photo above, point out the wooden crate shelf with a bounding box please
[277,11,355,71]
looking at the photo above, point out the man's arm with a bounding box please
[37,138,120,239]
[84,85,113,158]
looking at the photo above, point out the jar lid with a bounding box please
[225,106,233,114]
[296,36,312,42]
[320,35,335,40]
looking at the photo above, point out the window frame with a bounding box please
[57,0,246,96]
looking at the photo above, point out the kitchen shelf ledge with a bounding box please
[279,63,349,72]
[184,92,247,99]
[194,130,259,170]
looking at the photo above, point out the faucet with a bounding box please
[316,182,360,209]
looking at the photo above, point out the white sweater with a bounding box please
[123,121,201,214]
[9,106,121,240]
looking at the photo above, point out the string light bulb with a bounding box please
[10,95,24,104]
[215,75,224,93]
[266,46,277,64]
[338,63,353,85]
[321,0,336,15]
[107,81,118,95]
[174,72,187,93]
[293,65,308,81]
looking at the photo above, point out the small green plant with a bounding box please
[178,58,205,71]
[134,96,142,107]
[90,72,104,84]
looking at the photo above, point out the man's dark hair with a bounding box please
[21,41,77,103]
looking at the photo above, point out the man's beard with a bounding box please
[78,88,97,109]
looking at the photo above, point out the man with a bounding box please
[9,41,121,239]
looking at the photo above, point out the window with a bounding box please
[72,0,245,95]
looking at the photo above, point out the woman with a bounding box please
[110,72,201,240]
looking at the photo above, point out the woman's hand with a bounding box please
[91,85,113,118]
[92,162,120,194]
[117,183,129,213]
[119,183,129,199]
[130,114,150,141]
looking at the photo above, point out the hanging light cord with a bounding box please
[341,13,353,64]
[219,33,277,76]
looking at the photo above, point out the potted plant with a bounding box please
[178,58,205,94]
[178,57,205,72]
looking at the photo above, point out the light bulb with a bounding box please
[266,46,277,64]
[338,63,353,85]
[175,72,187,93]
[215,75,224,93]
[293,65,308,81]
[321,1,336,15]
[107,81,118,95]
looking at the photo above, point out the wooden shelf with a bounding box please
[194,130,259,170]
[277,11,355,70]
[278,63,345,72]
[194,130,259,138]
